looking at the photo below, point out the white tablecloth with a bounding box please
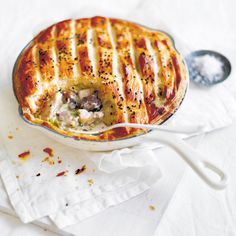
[1,0,236,235]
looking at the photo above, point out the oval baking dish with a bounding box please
[13,16,188,151]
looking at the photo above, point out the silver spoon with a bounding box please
[72,122,204,135]
[185,50,231,86]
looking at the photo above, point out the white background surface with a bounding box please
[1,0,236,235]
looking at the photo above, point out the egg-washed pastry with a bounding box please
[13,16,188,141]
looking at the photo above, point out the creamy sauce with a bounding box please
[48,88,104,131]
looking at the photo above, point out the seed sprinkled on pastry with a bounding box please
[13,16,187,141]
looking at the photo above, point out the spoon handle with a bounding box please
[146,131,228,190]
[74,122,204,135]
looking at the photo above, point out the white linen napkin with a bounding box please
[0,109,161,226]
[1,0,236,227]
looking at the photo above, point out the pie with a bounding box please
[13,16,188,141]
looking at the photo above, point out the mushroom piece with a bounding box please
[54,89,103,127]
[80,92,102,112]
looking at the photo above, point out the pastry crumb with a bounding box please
[43,147,54,157]
[8,134,13,139]
[75,165,86,175]
[88,179,94,186]
[149,205,156,211]
[56,170,68,177]
[42,156,55,165]
[57,157,62,164]
[18,151,30,160]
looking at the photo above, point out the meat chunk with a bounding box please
[80,93,102,111]
[79,109,104,125]
[62,91,80,109]
[79,89,92,99]
[56,110,79,127]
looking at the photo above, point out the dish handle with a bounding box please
[146,131,228,190]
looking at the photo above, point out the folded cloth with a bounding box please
[0,76,235,228]
[0,126,161,224]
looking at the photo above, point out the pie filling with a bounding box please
[48,88,105,131]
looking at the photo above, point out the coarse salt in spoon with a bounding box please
[186,50,231,86]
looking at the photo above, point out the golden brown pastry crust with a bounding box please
[13,16,188,141]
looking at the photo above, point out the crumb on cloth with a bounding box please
[18,151,30,160]
[8,134,13,139]
[42,156,55,165]
[43,147,54,157]
[57,157,62,164]
[149,205,156,211]
[56,170,68,177]
[75,165,86,175]
[88,179,94,186]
